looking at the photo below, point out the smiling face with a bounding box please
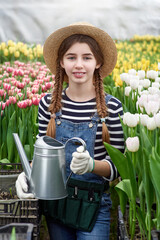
[60,42,101,86]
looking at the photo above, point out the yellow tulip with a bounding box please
[9,46,15,54]
[29,54,34,60]
[24,49,28,56]
[3,48,9,56]
[14,51,20,58]
[8,40,15,47]
[1,42,6,50]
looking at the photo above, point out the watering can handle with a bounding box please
[65,137,86,185]
[65,137,86,151]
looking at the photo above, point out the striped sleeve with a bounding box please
[104,96,124,180]
[37,94,51,137]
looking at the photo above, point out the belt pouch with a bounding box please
[40,178,106,232]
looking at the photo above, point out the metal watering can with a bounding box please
[13,133,86,200]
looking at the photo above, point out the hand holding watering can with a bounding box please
[13,134,93,200]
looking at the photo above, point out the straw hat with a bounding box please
[43,22,117,78]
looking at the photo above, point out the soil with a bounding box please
[0,191,18,200]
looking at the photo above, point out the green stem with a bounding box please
[131,201,136,240]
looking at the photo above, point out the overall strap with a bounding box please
[100,94,113,123]
[105,94,112,104]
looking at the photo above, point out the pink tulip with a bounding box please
[6,67,14,73]
[27,99,32,106]
[0,101,6,110]
[32,87,39,94]
[3,83,11,91]
[45,82,52,90]
[41,85,46,92]
[9,96,17,104]
[6,99,10,106]
[18,69,24,76]
[17,82,26,89]
[32,97,40,105]
[17,100,28,108]
[0,89,5,97]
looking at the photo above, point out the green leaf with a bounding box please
[24,144,31,160]
[0,158,10,164]
[149,147,160,198]
[115,179,133,200]
[136,205,147,238]
[10,227,16,240]
[2,117,7,158]
[104,142,130,180]
[115,186,128,215]
[7,111,17,162]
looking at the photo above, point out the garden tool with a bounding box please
[13,133,86,200]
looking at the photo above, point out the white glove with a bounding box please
[15,172,35,199]
[70,146,95,175]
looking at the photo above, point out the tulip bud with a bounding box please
[144,101,159,116]
[129,76,139,90]
[147,117,157,130]
[123,112,138,127]
[125,86,131,96]
[126,137,140,152]
[142,79,150,88]
[137,70,145,80]
[139,114,149,126]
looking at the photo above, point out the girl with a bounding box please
[16,22,124,240]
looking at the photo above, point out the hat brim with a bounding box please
[43,24,117,79]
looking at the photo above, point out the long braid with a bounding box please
[46,63,65,138]
[95,69,110,143]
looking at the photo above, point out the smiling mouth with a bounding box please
[73,72,85,77]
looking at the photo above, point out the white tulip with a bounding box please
[155,77,160,83]
[138,85,143,95]
[142,79,151,88]
[138,95,148,108]
[128,69,137,75]
[152,82,160,88]
[125,86,132,96]
[144,101,159,115]
[126,136,140,152]
[120,73,130,85]
[147,94,159,102]
[158,62,160,71]
[147,117,157,130]
[148,87,160,95]
[130,76,139,90]
[154,113,160,128]
[139,114,149,126]
[147,70,158,80]
[123,112,132,125]
[136,101,143,112]
[137,70,145,80]
[123,112,138,127]
[140,90,149,96]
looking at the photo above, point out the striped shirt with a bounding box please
[38,90,124,181]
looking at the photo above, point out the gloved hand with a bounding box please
[15,172,35,199]
[70,146,95,175]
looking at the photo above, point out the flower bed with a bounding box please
[0,61,54,163]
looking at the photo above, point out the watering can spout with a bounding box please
[13,133,31,180]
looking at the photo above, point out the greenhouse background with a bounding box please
[0,0,160,43]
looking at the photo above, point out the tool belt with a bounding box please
[40,178,109,232]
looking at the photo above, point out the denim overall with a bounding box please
[44,94,112,240]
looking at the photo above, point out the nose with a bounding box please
[75,58,83,69]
